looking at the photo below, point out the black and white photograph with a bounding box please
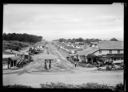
[2,3,124,90]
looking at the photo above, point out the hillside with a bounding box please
[2,40,31,52]
[3,33,42,43]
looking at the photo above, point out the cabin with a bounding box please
[76,41,123,64]
[3,49,33,69]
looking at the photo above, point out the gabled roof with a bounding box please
[77,47,98,56]
[98,41,123,50]
[77,41,123,56]
[4,49,22,55]
[3,54,15,58]
[58,42,76,50]
[65,45,76,50]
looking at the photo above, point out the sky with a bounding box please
[3,3,124,41]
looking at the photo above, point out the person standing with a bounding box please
[10,49,13,54]
[74,61,77,67]
[49,59,51,69]
[74,58,78,67]
[44,59,48,70]
[8,58,11,69]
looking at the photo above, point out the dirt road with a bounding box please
[3,69,123,88]
[3,42,124,88]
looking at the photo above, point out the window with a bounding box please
[117,50,120,54]
[109,50,112,54]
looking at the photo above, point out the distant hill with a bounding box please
[2,40,30,51]
[2,33,43,51]
[3,33,43,43]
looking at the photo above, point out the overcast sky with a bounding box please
[3,3,124,41]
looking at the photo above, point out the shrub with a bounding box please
[3,33,42,43]
[40,82,114,89]
[114,83,124,92]
[3,84,32,88]
[3,82,124,91]
[3,40,30,51]
[40,82,75,88]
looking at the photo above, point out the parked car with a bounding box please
[112,60,123,70]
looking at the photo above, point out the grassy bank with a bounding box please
[3,82,124,91]
[3,40,32,51]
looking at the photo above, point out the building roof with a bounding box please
[4,49,23,55]
[42,54,56,60]
[58,42,76,50]
[98,41,123,50]
[3,54,15,58]
[65,45,76,50]
[77,41,123,56]
[77,47,98,56]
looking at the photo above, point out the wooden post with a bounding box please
[12,60,13,68]
[44,59,47,70]
[13,60,15,68]
[48,60,50,70]
[78,55,80,62]
[91,58,93,64]
[47,59,49,70]
[14,60,16,67]
[8,58,10,69]
[14,60,16,68]
[10,60,12,68]
[49,59,51,69]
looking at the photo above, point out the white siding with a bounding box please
[120,50,123,54]
[94,50,109,56]
[112,50,118,54]
[3,54,15,58]
[94,49,123,56]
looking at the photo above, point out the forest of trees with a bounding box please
[57,37,119,44]
[3,33,43,43]
[58,38,101,44]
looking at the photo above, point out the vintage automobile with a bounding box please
[112,60,123,70]
[97,60,123,71]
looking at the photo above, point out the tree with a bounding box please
[58,38,66,42]
[110,38,118,41]
[76,37,84,42]
[3,33,43,43]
